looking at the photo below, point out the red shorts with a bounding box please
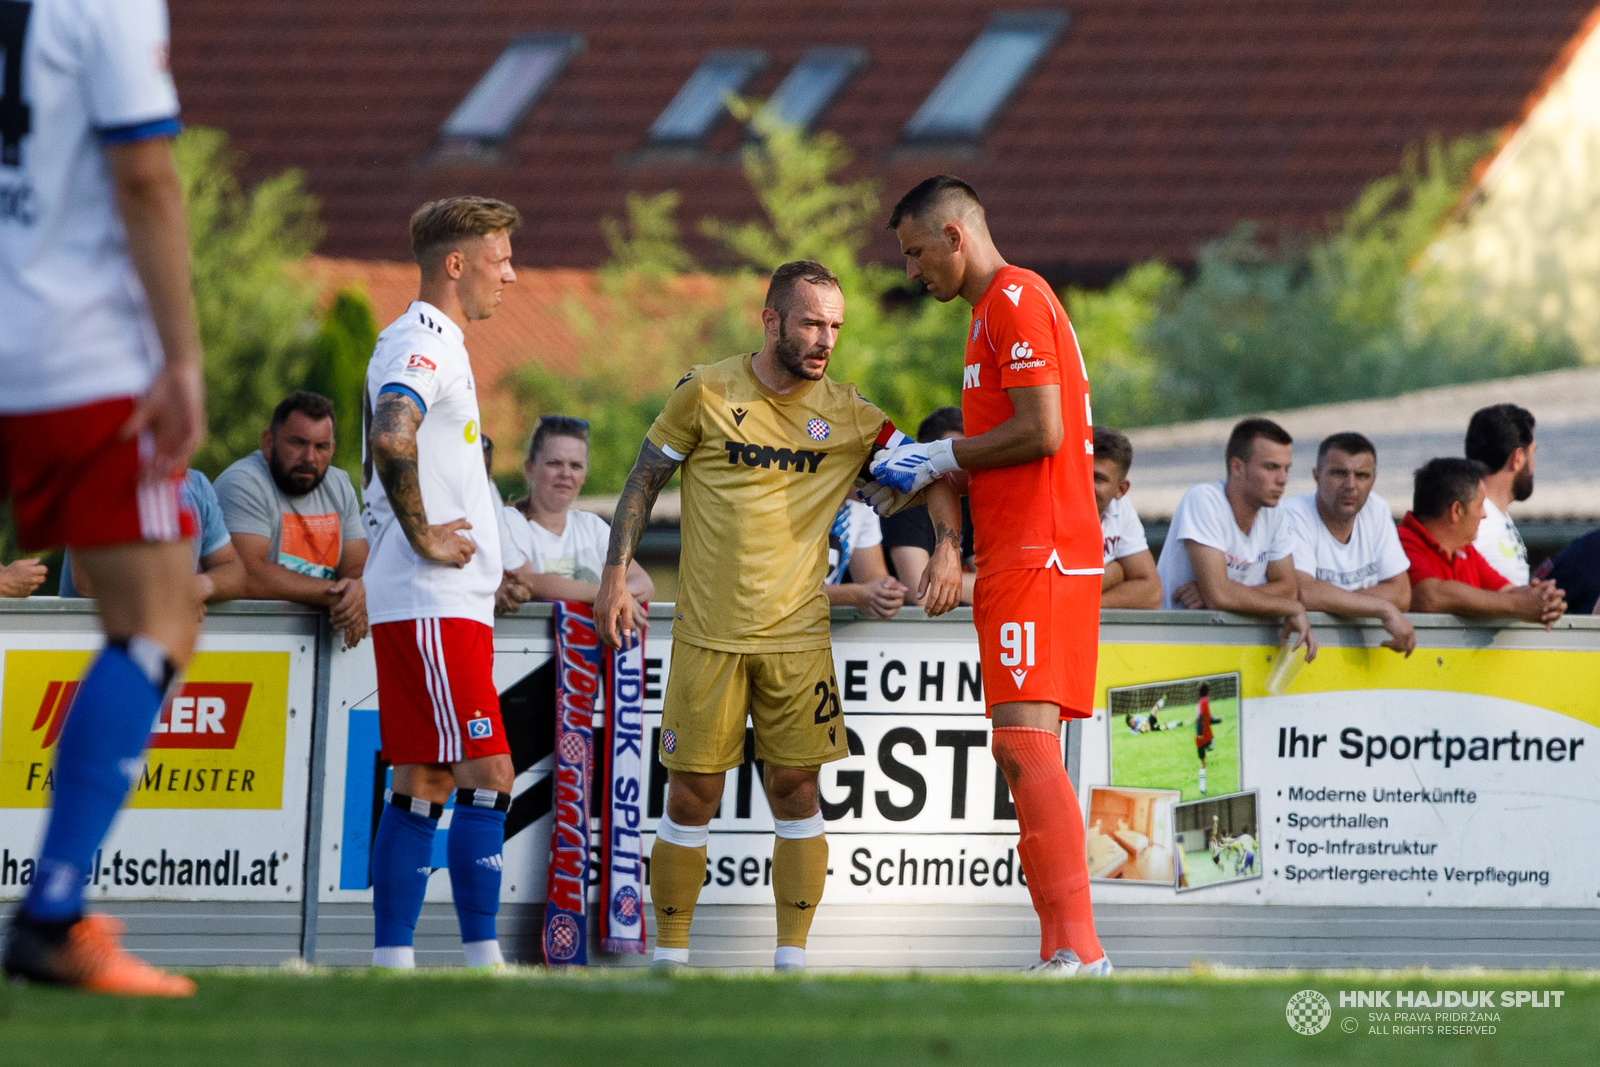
[972,569,1100,718]
[0,396,195,551]
[372,617,506,765]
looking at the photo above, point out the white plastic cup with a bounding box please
[1264,634,1308,695]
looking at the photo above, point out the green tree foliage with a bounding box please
[175,127,324,475]
[302,287,379,486]
[1078,135,1579,424]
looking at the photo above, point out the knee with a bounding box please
[764,767,819,821]
[666,772,723,825]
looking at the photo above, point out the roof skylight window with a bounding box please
[649,49,769,144]
[440,33,583,143]
[903,11,1067,141]
[765,46,866,130]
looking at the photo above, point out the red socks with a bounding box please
[992,726,1104,964]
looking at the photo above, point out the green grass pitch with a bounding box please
[1,969,1593,1066]
[1109,697,1239,801]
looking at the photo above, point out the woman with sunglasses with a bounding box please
[497,417,653,629]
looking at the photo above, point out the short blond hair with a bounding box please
[409,196,522,267]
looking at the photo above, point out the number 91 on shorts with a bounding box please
[658,643,846,774]
[971,569,1102,719]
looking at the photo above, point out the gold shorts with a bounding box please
[659,641,846,774]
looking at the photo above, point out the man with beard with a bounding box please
[215,391,369,646]
[1465,404,1536,586]
[594,260,963,972]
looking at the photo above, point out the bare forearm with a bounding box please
[202,559,248,603]
[1102,575,1162,609]
[111,140,201,371]
[243,561,338,604]
[949,385,1062,470]
[1411,580,1526,619]
[1198,578,1302,618]
[626,561,655,600]
[523,573,603,604]
[370,394,430,551]
[335,541,368,580]
[1296,576,1397,620]
[825,584,866,608]
[605,441,679,569]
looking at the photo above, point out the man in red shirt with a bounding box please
[876,176,1108,977]
[1400,458,1564,623]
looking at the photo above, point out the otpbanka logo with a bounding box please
[1287,989,1332,1035]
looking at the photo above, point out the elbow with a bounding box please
[1036,421,1064,459]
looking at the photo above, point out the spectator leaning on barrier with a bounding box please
[1533,530,1600,616]
[62,470,247,613]
[825,494,905,618]
[1282,432,1415,655]
[496,416,654,623]
[214,392,369,648]
[0,557,47,597]
[1155,418,1315,658]
[1093,426,1160,609]
[879,406,976,607]
[1465,403,1534,585]
[1400,458,1565,625]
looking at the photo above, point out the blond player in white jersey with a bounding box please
[2,0,204,996]
[361,197,518,970]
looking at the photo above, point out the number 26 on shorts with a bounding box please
[999,621,1036,668]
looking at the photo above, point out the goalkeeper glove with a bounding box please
[869,439,960,495]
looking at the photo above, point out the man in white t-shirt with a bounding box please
[1282,433,1414,655]
[2,0,205,995]
[1093,427,1160,609]
[1155,419,1315,658]
[362,196,518,972]
[1465,404,1533,585]
[825,497,906,618]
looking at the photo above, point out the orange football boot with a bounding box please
[4,913,196,996]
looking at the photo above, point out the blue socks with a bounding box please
[447,790,507,946]
[24,638,171,923]
[371,795,439,949]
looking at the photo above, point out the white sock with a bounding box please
[462,940,504,968]
[1199,769,1207,793]
[656,814,711,848]
[653,946,689,965]
[774,945,806,970]
[373,945,415,969]
[773,812,825,840]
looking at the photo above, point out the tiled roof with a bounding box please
[171,1,1596,282]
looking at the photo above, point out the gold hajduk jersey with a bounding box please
[647,354,903,653]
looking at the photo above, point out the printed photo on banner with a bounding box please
[1085,786,1180,885]
[1176,790,1262,892]
[1108,672,1241,802]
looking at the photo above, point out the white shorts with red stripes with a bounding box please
[371,617,506,766]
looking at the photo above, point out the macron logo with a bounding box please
[1002,284,1023,306]
[1010,669,1029,687]
[963,364,982,390]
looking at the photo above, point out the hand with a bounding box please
[1378,605,1415,657]
[1283,605,1318,663]
[1507,581,1566,626]
[122,361,205,483]
[919,541,962,617]
[859,477,921,517]
[193,571,213,622]
[494,574,531,616]
[0,558,48,597]
[630,597,650,635]
[1173,581,1206,609]
[1100,559,1124,593]
[1535,579,1567,628]
[859,575,906,620]
[869,439,959,496]
[595,564,635,650]
[415,518,476,567]
[328,578,365,629]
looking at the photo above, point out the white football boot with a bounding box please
[1022,949,1080,977]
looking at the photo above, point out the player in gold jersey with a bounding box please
[595,261,963,971]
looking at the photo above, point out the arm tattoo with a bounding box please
[934,521,962,552]
[606,440,680,567]
[369,392,430,551]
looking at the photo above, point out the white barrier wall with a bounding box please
[4,601,1599,928]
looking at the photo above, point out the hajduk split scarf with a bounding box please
[544,601,649,963]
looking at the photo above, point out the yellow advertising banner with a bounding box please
[0,650,290,809]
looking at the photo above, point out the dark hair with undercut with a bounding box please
[1464,404,1535,473]
[887,175,982,230]
[269,390,335,432]
[916,406,964,443]
[526,415,591,465]
[1412,457,1489,520]
[765,260,840,320]
[1093,426,1134,476]
[410,196,522,268]
[1317,431,1376,467]
[1224,418,1293,465]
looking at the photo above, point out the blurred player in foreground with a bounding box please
[595,261,963,972]
[878,176,1110,977]
[361,197,518,969]
[1,0,203,995]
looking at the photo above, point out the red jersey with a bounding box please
[962,265,1101,576]
[1398,513,1509,591]
[1195,696,1213,748]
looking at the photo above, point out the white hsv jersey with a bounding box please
[362,301,501,627]
[0,0,181,413]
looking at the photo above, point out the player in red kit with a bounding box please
[1195,682,1215,795]
[875,176,1109,977]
